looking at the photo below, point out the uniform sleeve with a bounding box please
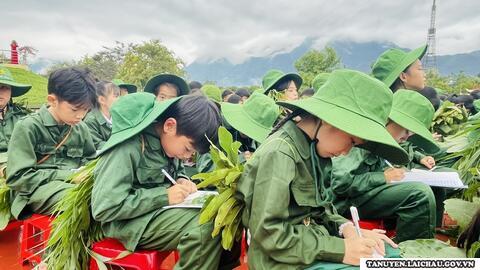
[241,150,345,264]
[6,120,73,195]
[413,150,426,163]
[196,153,214,173]
[81,124,98,163]
[91,139,169,222]
[331,149,386,198]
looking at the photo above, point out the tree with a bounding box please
[294,46,341,87]
[116,40,185,89]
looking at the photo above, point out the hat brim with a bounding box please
[384,45,428,87]
[264,73,303,94]
[99,97,181,154]
[221,102,271,143]
[389,109,439,153]
[0,79,32,97]
[119,84,137,93]
[144,74,190,96]
[277,97,409,164]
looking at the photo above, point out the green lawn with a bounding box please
[2,65,47,108]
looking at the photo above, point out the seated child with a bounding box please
[143,74,190,101]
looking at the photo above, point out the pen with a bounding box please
[161,169,177,185]
[349,206,363,237]
[384,160,395,169]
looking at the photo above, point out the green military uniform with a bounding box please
[6,105,96,219]
[91,93,232,270]
[331,90,440,242]
[238,69,409,269]
[83,109,112,150]
[0,105,29,161]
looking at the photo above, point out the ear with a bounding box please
[163,118,177,135]
[98,95,106,106]
[398,71,408,83]
[47,94,58,107]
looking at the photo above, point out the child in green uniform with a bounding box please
[112,79,137,96]
[91,93,237,270]
[6,67,97,220]
[84,81,120,150]
[262,69,302,101]
[331,90,439,242]
[196,92,280,173]
[237,69,407,269]
[0,66,32,170]
[372,44,427,92]
[144,74,190,101]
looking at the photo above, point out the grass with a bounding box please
[2,64,47,108]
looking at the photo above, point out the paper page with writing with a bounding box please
[392,170,467,189]
[163,190,219,209]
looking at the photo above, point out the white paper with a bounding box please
[392,170,467,189]
[162,190,218,209]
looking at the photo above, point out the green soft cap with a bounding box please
[201,84,222,103]
[112,79,137,94]
[278,69,409,164]
[221,92,280,143]
[99,92,180,154]
[311,73,330,92]
[389,90,439,153]
[372,45,427,87]
[0,66,32,97]
[262,69,302,95]
[144,74,190,96]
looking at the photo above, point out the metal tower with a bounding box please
[424,0,437,70]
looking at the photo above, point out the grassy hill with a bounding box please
[2,64,47,108]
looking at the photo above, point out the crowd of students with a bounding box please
[0,43,478,269]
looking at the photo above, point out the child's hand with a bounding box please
[384,168,405,183]
[360,229,398,254]
[342,237,376,265]
[167,184,191,205]
[420,156,436,169]
[177,178,197,194]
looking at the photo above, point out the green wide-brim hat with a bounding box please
[112,79,137,93]
[311,73,330,92]
[144,74,190,96]
[262,69,303,95]
[99,92,180,154]
[389,90,439,153]
[0,66,32,97]
[372,45,427,87]
[278,69,409,164]
[221,92,280,143]
[201,84,222,103]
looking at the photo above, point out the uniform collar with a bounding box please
[281,120,311,159]
[142,125,163,151]
[93,109,107,125]
[39,105,61,127]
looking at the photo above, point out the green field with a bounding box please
[2,65,47,108]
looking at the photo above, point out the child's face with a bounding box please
[0,84,12,108]
[386,121,413,143]
[119,88,129,96]
[315,121,364,158]
[47,94,90,125]
[284,81,299,101]
[156,119,196,159]
[99,90,119,111]
[400,60,425,91]
[156,85,178,101]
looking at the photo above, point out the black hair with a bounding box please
[226,94,242,104]
[470,90,480,100]
[189,81,203,90]
[189,88,202,95]
[235,88,251,98]
[94,81,120,108]
[159,95,221,154]
[419,86,441,111]
[300,88,315,98]
[390,65,413,92]
[269,109,307,136]
[457,209,480,256]
[222,89,234,99]
[450,94,475,113]
[48,67,97,109]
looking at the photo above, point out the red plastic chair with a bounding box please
[2,220,23,231]
[20,214,54,265]
[89,238,179,270]
[358,219,396,238]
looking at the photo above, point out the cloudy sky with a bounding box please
[2,0,480,64]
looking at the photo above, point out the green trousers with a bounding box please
[138,208,238,270]
[351,182,436,242]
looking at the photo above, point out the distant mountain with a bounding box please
[186,40,480,86]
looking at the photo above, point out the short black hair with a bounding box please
[222,89,234,99]
[226,94,242,104]
[189,81,203,90]
[273,78,299,92]
[470,90,480,100]
[235,88,251,98]
[300,88,315,98]
[159,95,221,154]
[48,67,97,109]
[419,86,440,111]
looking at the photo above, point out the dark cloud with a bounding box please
[2,0,479,64]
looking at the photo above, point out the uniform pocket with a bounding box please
[291,181,319,207]
[66,146,84,158]
[35,144,56,155]
[136,166,167,187]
